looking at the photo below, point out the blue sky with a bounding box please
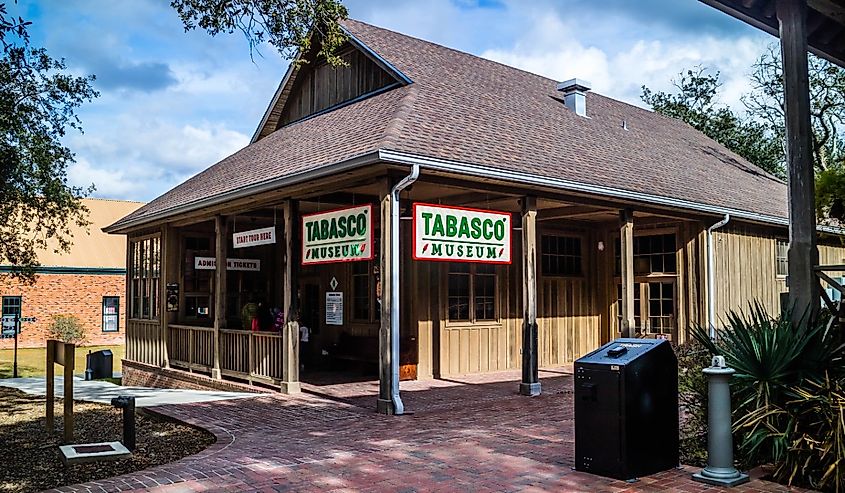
[10,0,773,202]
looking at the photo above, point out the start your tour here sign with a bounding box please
[413,203,512,263]
[302,205,373,265]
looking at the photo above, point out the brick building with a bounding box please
[1,198,144,349]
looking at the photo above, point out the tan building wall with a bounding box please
[0,273,126,349]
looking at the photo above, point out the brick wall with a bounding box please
[0,273,126,349]
[122,360,262,393]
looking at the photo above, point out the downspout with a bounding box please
[707,214,730,338]
[387,164,420,414]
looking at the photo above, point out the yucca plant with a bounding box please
[691,302,844,468]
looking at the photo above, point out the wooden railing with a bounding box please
[815,265,845,332]
[168,324,214,372]
[126,319,166,366]
[219,329,285,385]
[168,325,285,386]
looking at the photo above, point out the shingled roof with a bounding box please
[107,18,789,232]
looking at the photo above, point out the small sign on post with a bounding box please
[46,339,75,444]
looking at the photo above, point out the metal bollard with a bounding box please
[692,356,749,487]
[110,396,136,451]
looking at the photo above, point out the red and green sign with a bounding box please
[413,203,512,263]
[302,205,373,265]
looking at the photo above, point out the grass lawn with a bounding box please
[0,345,124,379]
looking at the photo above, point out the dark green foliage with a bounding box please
[675,339,711,467]
[641,68,784,179]
[0,3,96,283]
[171,0,348,66]
[692,304,845,490]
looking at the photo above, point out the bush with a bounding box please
[48,314,86,346]
[692,303,845,491]
[675,339,711,467]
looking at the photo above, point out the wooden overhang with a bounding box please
[699,0,845,67]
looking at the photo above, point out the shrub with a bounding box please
[692,303,845,491]
[48,314,86,346]
[675,339,711,467]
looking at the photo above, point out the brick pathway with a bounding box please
[56,369,805,493]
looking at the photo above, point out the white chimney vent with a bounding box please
[556,78,592,117]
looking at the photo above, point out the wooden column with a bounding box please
[377,178,403,414]
[46,339,55,433]
[520,196,541,396]
[620,208,636,337]
[212,215,227,380]
[280,200,300,394]
[161,225,178,369]
[62,343,74,443]
[777,0,819,322]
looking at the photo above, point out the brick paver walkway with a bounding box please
[57,369,805,492]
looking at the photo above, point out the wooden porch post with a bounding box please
[160,225,177,369]
[620,208,636,337]
[777,0,819,322]
[378,178,404,414]
[280,200,301,394]
[520,196,541,396]
[212,215,227,380]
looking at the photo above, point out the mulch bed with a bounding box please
[0,386,215,493]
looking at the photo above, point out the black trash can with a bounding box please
[574,338,678,481]
[86,349,114,380]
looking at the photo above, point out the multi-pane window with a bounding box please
[102,296,119,332]
[130,236,160,320]
[448,263,497,322]
[541,235,582,276]
[776,240,788,277]
[647,282,675,334]
[352,261,371,321]
[615,233,677,275]
[2,297,22,336]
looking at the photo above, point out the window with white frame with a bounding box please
[776,239,788,277]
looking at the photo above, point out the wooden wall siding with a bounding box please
[278,46,396,127]
[126,319,166,367]
[538,278,600,366]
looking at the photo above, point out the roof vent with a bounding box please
[556,78,591,117]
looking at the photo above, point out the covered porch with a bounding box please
[122,165,714,412]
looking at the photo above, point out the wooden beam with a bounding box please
[538,205,609,220]
[620,209,636,337]
[212,215,226,380]
[63,343,74,444]
[46,339,54,434]
[280,200,300,394]
[161,225,177,369]
[519,196,541,396]
[778,0,820,322]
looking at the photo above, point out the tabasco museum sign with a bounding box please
[302,205,373,265]
[413,203,512,263]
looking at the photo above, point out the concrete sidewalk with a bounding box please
[0,376,265,407]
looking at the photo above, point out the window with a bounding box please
[448,263,497,322]
[541,235,582,276]
[776,240,788,277]
[2,297,22,337]
[352,261,372,321]
[102,297,119,332]
[616,284,642,332]
[647,282,675,334]
[615,233,677,275]
[129,236,160,320]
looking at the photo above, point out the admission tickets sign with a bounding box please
[302,205,374,265]
[413,203,512,263]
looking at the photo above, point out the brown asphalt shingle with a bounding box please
[109,18,787,231]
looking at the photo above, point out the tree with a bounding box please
[744,44,845,172]
[0,3,97,283]
[171,0,349,65]
[642,67,784,178]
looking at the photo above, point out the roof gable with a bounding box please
[252,29,412,143]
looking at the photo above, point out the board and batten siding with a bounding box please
[711,226,845,323]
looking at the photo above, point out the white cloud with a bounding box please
[479,9,768,111]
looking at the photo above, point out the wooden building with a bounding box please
[106,19,845,414]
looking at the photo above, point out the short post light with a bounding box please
[692,356,749,487]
